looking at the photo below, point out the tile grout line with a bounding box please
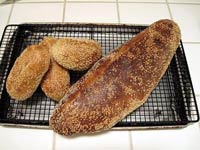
[13,1,66,4]
[15,1,117,4]
[167,2,200,5]
[6,0,15,24]
[183,42,200,44]
[62,0,66,22]
[129,131,133,150]
[52,132,56,150]
[116,0,120,23]
[10,1,200,5]
[116,1,165,4]
[165,0,173,20]
[15,1,164,4]
[67,1,164,4]
[66,1,118,3]
[117,1,200,5]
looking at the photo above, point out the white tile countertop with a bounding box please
[0,0,200,150]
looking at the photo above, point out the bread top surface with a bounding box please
[41,59,70,101]
[6,44,50,100]
[51,37,102,71]
[50,19,181,135]
[39,36,57,58]
[40,37,57,51]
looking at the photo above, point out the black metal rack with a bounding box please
[0,23,199,128]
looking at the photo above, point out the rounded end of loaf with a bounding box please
[49,106,69,136]
[149,19,181,51]
[39,37,57,54]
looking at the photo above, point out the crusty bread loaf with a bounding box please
[40,37,70,101]
[6,45,50,101]
[50,19,181,136]
[51,38,102,71]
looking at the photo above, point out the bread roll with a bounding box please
[40,37,70,101]
[51,38,102,71]
[50,19,181,136]
[6,45,50,101]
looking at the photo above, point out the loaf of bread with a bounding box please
[6,45,50,101]
[50,19,181,136]
[40,37,70,101]
[51,38,102,71]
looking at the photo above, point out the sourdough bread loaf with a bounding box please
[50,19,181,136]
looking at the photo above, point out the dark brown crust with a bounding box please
[50,19,181,136]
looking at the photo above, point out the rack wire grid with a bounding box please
[0,23,199,128]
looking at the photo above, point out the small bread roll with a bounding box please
[51,38,102,71]
[40,37,70,101]
[41,60,70,101]
[6,45,50,101]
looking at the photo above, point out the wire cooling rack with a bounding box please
[0,23,199,129]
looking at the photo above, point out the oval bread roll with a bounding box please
[51,38,102,71]
[6,45,50,101]
[40,37,70,101]
[50,19,181,136]
[41,60,70,101]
